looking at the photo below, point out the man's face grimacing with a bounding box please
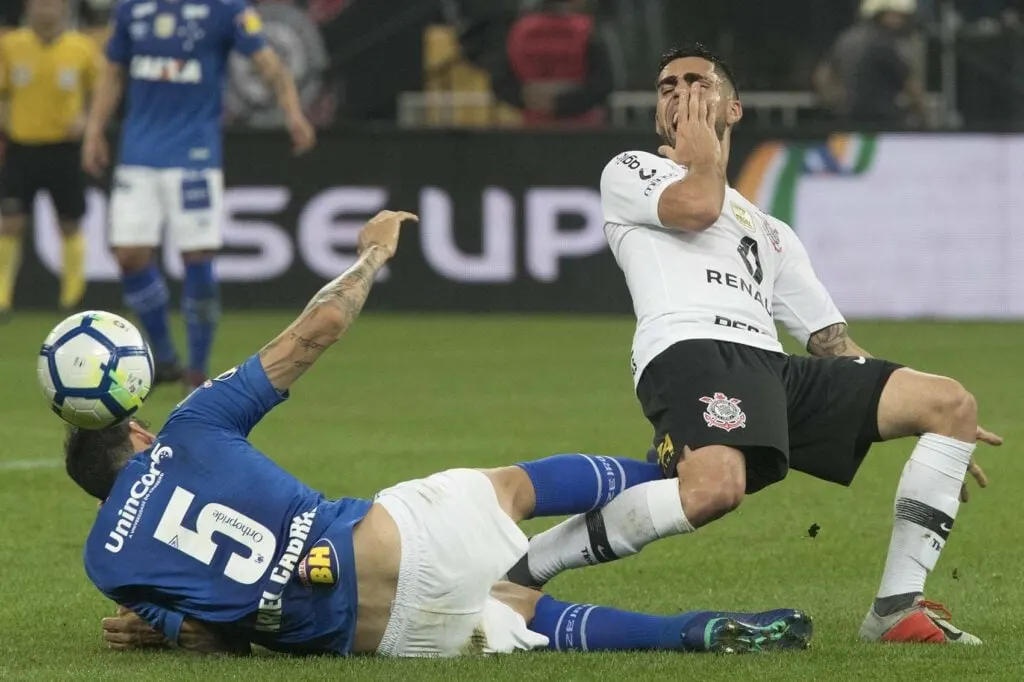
[655,57,742,146]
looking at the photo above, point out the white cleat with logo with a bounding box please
[859,597,981,645]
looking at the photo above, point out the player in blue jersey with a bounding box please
[72,210,812,658]
[81,0,316,391]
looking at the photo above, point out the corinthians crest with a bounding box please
[699,393,747,431]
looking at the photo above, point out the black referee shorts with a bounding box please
[638,339,902,493]
[0,141,86,220]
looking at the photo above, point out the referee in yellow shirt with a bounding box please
[0,0,98,319]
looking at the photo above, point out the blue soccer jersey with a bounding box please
[83,356,373,655]
[106,0,266,169]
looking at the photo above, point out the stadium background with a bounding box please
[3,0,1024,680]
[5,0,1024,318]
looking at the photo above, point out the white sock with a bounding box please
[875,433,974,611]
[524,478,693,584]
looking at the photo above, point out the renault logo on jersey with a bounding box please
[131,56,203,83]
[297,539,338,587]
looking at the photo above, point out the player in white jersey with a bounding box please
[506,44,1004,646]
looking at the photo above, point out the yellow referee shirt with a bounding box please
[0,28,100,144]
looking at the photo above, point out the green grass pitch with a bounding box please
[1,313,1022,681]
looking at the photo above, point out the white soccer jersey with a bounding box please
[601,150,846,387]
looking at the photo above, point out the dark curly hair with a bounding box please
[659,43,739,97]
[64,421,136,500]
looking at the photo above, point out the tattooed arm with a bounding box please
[258,211,417,391]
[806,322,872,358]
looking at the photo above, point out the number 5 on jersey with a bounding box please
[153,486,277,585]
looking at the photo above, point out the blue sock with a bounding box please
[530,595,696,652]
[516,454,663,518]
[121,264,176,365]
[182,260,219,376]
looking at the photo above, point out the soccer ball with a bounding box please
[37,311,154,430]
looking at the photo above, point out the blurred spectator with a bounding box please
[0,0,24,28]
[814,0,930,127]
[956,0,1023,24]
[491,0,614,126]
[592,0,659,90]
[1,0,110,38]
[955,0,1024,126]
[78,0,113,46]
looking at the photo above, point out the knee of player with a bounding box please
[57,218,82,235]
[181,249,217,265]
[114,248,152,275]
[481,466,536,522]
[490,581,543,623]
[926,378,978,436]
[712,465,746,513]
[675,452,745,521]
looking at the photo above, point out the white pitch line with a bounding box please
[0,459,62,472]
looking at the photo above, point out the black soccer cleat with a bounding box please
[684,609,814,653]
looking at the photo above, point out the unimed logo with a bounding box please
[32,186,607,284]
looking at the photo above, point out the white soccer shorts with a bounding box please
[373,468,550,657]
[108,165,224,252]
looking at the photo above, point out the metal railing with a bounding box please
[398,89,949,129]
[607,91,819,128]
[398,90,824,128]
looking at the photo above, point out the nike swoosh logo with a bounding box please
[854,357,866,365]
[940,522,952,533]
[933,619,963,641]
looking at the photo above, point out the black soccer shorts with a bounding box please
[0,141,87,220]
[637,339,902,493]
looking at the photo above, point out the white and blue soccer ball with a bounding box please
[37,311,154,430]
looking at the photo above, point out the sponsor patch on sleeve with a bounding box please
[297,538,338,587]
[240,8,263,35]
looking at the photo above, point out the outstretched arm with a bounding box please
[257,210,417,392]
